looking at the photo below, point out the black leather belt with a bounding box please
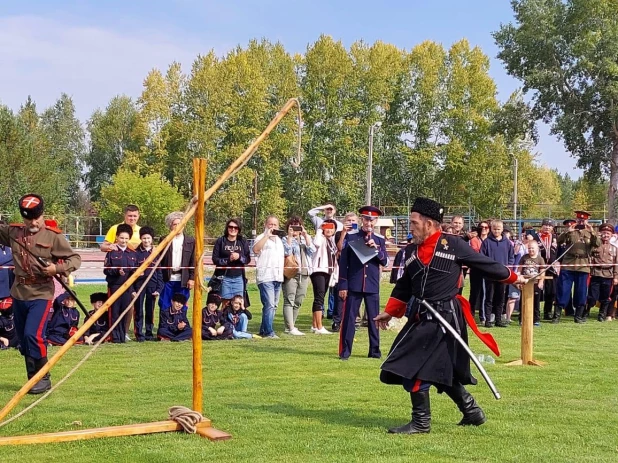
[171,270,182,275]
[17,276,52,285]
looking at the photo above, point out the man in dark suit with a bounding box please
[158,211,195,311]
[338,205,389,360]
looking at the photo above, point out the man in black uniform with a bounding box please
[374,198,525,434]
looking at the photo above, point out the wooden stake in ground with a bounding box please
[506,281,546,367]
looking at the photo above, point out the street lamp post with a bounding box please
[366,123,380,206]
[513,157,518,235]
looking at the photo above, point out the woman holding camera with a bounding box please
[281,216,315,336]
[211,218,251,305]
[310,219,339,335]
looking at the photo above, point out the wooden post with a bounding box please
[506,281,545,367]
[192,158,207,413]
[520,281,534,364]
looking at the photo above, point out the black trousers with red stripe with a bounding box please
[339,291,380,359]
[12,298,52,359]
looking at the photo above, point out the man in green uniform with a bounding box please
[554,210,599,324]
[0,194,81,393]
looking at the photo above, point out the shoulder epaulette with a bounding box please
[9,223,24,227]
[373,232,385,239]
[45,225,63,234]
[347,230,359,235]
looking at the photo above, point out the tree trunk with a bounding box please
[609,138,618,223]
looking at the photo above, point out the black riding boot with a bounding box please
[27,356,52,395]
[574,305,586,324]
[598,301,610,322]
[551,306,563,324]
[388,390,431,434]
[443,382,486,426]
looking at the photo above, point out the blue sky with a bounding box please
[0,0,582,177]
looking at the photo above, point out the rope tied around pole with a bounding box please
[168,406,203,434]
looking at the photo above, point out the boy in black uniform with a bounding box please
[157,293,193,341]
[375,197,525,435]
[134,227,163,341]
[103,223,138,343]
[84,292,109,344]
[47,292,82,345]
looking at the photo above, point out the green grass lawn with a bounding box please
[1,283,617,462]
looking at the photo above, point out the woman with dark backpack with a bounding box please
[211,218,251,307]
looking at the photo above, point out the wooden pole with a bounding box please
[0,97,300,425]
[506,281,545,367]
[0,420,214,446]
[192,158,206,413]
[521,281,534,364]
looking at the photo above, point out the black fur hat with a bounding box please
[139,226,155,238]
[411,197,444,223]
[172,293,188,305]
[90,292,108,304]
[18,194,44,220]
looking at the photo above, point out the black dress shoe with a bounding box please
[331,323,340,332]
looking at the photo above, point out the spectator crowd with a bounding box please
[1,203,615,360]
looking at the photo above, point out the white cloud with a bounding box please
[0,15,222,120]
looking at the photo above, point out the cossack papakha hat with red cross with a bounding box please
[18,194,44,220]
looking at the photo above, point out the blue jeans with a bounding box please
[258,281,281,337]
[557,269,589,308]
[233,313,252,339]
[327,286,335,317]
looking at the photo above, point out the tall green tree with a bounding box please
[494,0,618,219]
[85,96,143,200]
[40,94,86,207]
[96,169,186,233]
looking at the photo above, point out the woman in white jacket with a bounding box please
[310,219,338,334]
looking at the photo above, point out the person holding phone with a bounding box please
[253,216,285,338]
[281,216,315,336]
[554,210,600,323]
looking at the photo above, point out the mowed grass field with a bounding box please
[1,282,617,462]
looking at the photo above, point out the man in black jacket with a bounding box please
[158,211,195,312]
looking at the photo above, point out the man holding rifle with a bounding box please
[0,194,81,394]
[374,197,525,435]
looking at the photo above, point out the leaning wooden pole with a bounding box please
[0,97,301,427]
[192,158,206,413]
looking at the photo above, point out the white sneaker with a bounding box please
[125,334,132,342]
[315,327,332,335]
[288,327,305,336]
[310,327,317,332]
[284,328,290,333]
